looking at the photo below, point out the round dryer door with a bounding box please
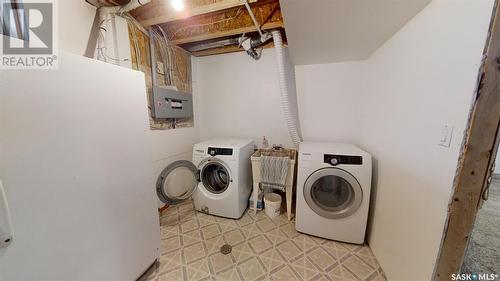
[304,168,363,219]
[157,160,199,205]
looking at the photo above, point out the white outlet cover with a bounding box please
[439,125,454,148]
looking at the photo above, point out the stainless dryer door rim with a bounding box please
[156,158,233,206]
[303,167,363,219]
[156,160,200,206]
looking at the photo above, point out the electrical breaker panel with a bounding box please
[152,86,193,119]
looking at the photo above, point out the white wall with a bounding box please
[58,0,96,56]
[195,49,294,147]
[361,1,492,279]
[152,63,201,206]
[58,1,201,207]
[495,148,500,174]
[0,52,161,280]
[58,1,134,67]
[195,49,366,145]
[194,50,368,147]
[295,61,365,144]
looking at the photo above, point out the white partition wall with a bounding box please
[360,1,493,279]
[0,52,161,280]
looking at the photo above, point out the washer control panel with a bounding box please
[208,147,233,156]
[324,154,363,166]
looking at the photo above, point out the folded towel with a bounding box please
[260,155,289,192]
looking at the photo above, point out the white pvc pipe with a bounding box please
[272,30,302,147]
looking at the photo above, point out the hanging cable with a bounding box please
[241,0,263,38]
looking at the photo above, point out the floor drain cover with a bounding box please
[220,244,232,255]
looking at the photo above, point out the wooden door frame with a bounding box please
[433,1,500,280]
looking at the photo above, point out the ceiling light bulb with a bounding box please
[172,0,184,11]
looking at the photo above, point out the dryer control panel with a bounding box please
[324,154,363,166]
[208,147,233,157]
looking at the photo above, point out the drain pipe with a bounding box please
[272,30,302,147]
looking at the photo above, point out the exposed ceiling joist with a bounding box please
[171,21,282,45]
[192,40,274,57]
[159,0,282,44]
[129,0,284,56]
[131,0,257,27]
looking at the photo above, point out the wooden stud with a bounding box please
[433,1,500,279]
[130,0,257,27]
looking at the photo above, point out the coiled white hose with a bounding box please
[272,30,302,147]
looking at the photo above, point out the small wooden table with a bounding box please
[250,149,297,221]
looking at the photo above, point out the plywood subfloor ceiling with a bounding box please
[130,0,285,57]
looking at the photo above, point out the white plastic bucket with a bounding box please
[264,193,282,219]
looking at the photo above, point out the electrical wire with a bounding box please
[96,17,130,63]
[156,27,173,85]
[121,12,145,71]
[121,12,178,86]
[151,27,173,85]
[120,12,190,98]
[157,26,175,85]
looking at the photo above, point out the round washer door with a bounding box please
[304,168,363,219]
[157,160,199,205]
[199,158,231,194]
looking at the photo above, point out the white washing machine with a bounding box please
[295,142,372,244]
[156,139,254,219]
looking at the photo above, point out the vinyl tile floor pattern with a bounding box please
[145,200,386,281]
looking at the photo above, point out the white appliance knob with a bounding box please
[330,158,339,165]
[210,150,216,156]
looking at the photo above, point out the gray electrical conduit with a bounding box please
[272,30,302,147]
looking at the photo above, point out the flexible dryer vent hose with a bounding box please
[272,30,302,147]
